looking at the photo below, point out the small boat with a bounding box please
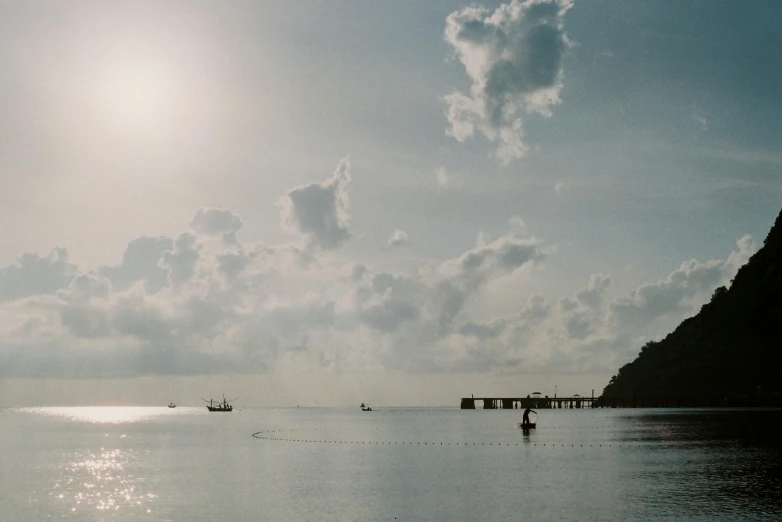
[360,402,372,411]
[202,395,237,412]
[519,409,537,429]
[168,402,176,408]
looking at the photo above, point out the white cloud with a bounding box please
[357,272,422,333]
[384,229,410,250]
[0,157,758,383]
[279,157,352,251]
[443,0,573,163]
[441,231,545,286]
[574,273,611,310]
[112,295,174,343]
[216,249,252,285]
[558,273,610,340]
[189,208,243,244]
[458,317,507,340]
[161,233,200,288]
[60,272,111,302]
[98,236,172,294]
[607,235,756,330]
[350,264,368,283]
[435,166,450,189]
[0,248,76,301]
[60,303,112,339]
[438,232,755,375]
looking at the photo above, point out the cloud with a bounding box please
[574,273,611,310]
[443,0,573,163]
[0,150,759,383]
[60,303,111,339]
[607,235,756,330]
[443,229,754,374]
[449,293,552,371]
[435,166,450,189]
[692,110,709,132]
[263,300,337,337]
[189,208,243,243]
[557,274,610,340]
[435,166,464,190]
[350,264,368,282]
[459,317,507,340]
[384,229,410,250]
[418,221,546,336]
[343,219,547,348]
[99,236,172,293]
[357,272,422,333]
[0,248,76,301]
[0,225,753,379]
[442,232,545,286]
[112,296,174,343]
[554,180,571,195]
[279,157,352,250]
[56,273,113,339]
[61,272,111,302]
[161,233,200,288]
[217,250,252,285]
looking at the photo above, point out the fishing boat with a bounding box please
[168,402,176,408]
[202,395,237,412]
[360,402,372,411]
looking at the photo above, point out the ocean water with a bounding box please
[1,407,781,521]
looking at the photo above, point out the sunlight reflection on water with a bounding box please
[51,447,155,516]
[14,407,201,517]
[26,406,190,423]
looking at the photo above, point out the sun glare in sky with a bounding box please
[96,60,177,136]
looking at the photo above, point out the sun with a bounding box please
[96,60,177,136]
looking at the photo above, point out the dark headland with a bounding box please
[599,207,782,407]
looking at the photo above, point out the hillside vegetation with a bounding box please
[600,208,782,404]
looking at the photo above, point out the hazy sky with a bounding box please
[1,0,780,406]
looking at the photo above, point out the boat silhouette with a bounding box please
[202,395,237,412]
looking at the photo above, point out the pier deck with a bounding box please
[460,396,595,409]
[460,396,775,409]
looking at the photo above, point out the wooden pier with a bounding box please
[460,395,778,409]
[461,395,596,409]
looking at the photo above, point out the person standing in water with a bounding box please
[522,407,536,425]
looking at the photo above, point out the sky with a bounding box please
[1,0,780,407]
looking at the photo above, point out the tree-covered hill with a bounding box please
[600,208,782,404]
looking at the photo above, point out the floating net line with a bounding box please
[251,427,678,449]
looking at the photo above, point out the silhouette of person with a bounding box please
[522,407,536,425]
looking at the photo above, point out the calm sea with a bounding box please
[1,406,780,521]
